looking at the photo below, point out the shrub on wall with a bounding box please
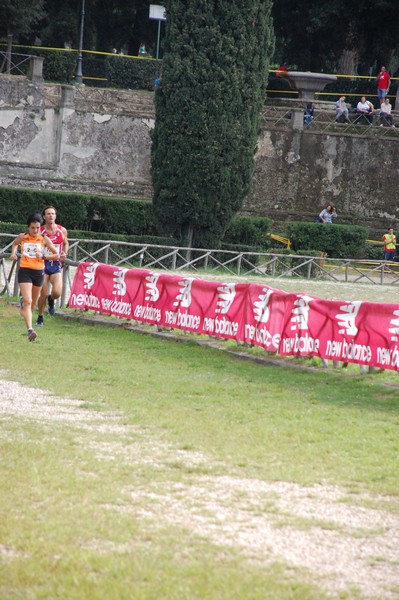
[86,197,157,235]
[16,46,159,89]
[363,244,385,261]
[19,47,77,83]
[104,56,160,90]
[284,222,369,258]
[223,216,272,250]
[82,57,109,87]
[0,222,25,236]
[42,51,77,84]
[0,188,278,250]
[0,188,88,229]
[0,188,155,233]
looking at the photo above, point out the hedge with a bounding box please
[87,196,157,236]
[222,216,272,250]
[14,46,160,90]
[363,244,385,261]
[104,56,160,91]
[284,222,369,258]
[0,188,88,229]
[0,187,154,234]
[0,222,176,243]
[0,187,277,250]
[1,221,374,276]
[42,51,77,84]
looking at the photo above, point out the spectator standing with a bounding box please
[335,96,350,123]
[379,97,395,127]
[36,206,68,326]
[276,64,288,78]
[10,213,59,341]
[138,43,148,57]
[355,97,374,125]
[318,204,337,224]
[382,226,396,261]
[376,66,390,104]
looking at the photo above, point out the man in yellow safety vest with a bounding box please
[382,226,396,261]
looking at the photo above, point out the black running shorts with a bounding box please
[18,267,44,287]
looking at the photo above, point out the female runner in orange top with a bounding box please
[10,213,59,341]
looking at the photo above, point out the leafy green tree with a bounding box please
[38,0,156,57]
[0,0,45,38]
[272,0,399,75]
[151,0,274,248]
[0,0,45,73]
[38,0,81,49]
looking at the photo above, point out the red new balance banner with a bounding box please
[69,263,399,372]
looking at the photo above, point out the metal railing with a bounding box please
[0,51,33,76]
[1,236,398,308]
[261,104,399,139]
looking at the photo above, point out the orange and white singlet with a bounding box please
[19,233,46,270]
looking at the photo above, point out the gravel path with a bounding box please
[1,372,399,599]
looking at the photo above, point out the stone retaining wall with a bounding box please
[0,76,154,198]
[0,74,398,235]
[244,123,399,235]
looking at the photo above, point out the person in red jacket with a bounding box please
[376,66,391,105]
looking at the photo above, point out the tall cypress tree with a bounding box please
[151,0,274,248]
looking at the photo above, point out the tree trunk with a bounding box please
[337,49,359,76]
[185,224,194,263]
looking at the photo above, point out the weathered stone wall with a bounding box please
[0,74,398,235]
[0,76,154,198]
[243,127,399,235]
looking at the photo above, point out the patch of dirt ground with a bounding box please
[1,373,399,599]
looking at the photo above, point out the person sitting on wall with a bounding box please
[335,96,350,123]
[379,97,395,127]
[304,102,314,126]
[354,96,374,125]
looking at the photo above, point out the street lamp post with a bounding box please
[149,5,166,62]
[75,0,86,85]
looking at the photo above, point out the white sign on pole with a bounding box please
[149,5,166,21]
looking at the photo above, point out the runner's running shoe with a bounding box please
[48,294,55,316]
[36,315,44,327]
[27,329,37,342]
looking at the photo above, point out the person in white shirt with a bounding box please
[354,96,374,125]
[318,204,337,224]
[379,97,395,127]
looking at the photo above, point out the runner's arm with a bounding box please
[10,234,23,260]
[44,238,59,261]
[61,227,69,259]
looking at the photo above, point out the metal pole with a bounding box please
[75,0,86,85]
[156,19,161,60]
[6,33,12,74]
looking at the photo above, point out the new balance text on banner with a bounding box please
[69,263,399,372]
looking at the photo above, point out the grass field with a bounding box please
[0,297,398,600]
